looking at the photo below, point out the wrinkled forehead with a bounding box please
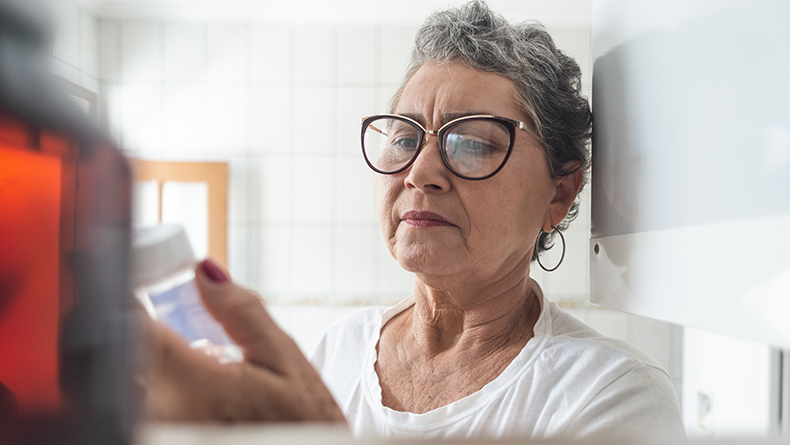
[394,60,523,128]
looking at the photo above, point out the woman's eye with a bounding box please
[391,136,419,150]
[449,136,503,156]
[460,140,490,152]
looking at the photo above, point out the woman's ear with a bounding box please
[543,162,583,231]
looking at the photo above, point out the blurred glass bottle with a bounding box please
[132,224,242,363]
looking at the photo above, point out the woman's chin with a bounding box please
[393,244,461,277]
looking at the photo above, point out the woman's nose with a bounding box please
[403,135,451,193]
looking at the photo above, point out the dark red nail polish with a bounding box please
[200,259,228,283]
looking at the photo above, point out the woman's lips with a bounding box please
[401,210,454,228]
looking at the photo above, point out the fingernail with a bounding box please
[200,259,228,283]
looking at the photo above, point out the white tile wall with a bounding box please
[163,85,208,153]
[164,23,205,83]
[254,226,293,294]
[267,304,365,354]
[268,305,340,354]
[336,87,380,156]
[100,21,120,81]
[293,25,333,84]
[120,22,162,82]
[377,241,416,299]
[255,157,295,223]
[293,87,334,153]
[379,26,419,86]
[206,85,249,152]
[208,24,250,83]
[335,226,378,296]
[293,158,333,223]
[228,225,255,289]
[120,84,163,151]
[336,26,378,84]
[250,25,291,84]
[228,157,254,223]
[249,86,290,153]
[335,158,377,223]
[293,227,334,294]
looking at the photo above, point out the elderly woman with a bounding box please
[145,1,683,440]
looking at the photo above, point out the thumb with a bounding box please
[193,259,295,371]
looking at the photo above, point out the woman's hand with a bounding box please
[142,259,346,423]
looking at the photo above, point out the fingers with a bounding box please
[143,319,230,420]
[193,259,299,372]
[140,259,345,423]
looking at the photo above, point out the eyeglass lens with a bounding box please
[363,117,512,179]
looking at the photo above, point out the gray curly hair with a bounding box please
[389,0,592,261]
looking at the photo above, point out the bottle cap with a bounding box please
[131,224,196,289]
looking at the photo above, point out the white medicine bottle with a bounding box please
[132,224,242,363]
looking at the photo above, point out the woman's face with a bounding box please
[377,60,572,286]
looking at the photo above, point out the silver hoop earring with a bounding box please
[536,228,566,272]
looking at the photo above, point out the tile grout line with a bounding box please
[287,24,296,295]
[330,25,339,298]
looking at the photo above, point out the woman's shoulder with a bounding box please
[530,302,683,437]
[540,301,667,374]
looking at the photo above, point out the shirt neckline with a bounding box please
[361,280,552,431]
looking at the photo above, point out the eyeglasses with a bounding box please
[360,114,540,180]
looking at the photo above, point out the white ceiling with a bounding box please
[76,0,591,27]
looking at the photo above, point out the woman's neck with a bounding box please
[375,266,542,414]
[406,273,539,357]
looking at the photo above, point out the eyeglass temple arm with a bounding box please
[361,118,386,136]
[368,124,385,136]
[515,120,537,138]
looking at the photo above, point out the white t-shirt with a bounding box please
[311,282,684,440]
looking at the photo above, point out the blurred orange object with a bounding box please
[0,118,66,415]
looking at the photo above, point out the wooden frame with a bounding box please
[129,159,228,268]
